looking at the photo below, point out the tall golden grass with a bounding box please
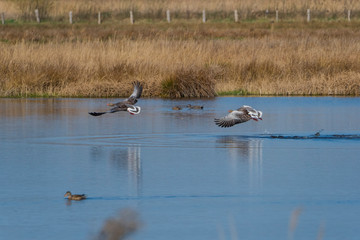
[0,22,360,97]
[2,0,360,21]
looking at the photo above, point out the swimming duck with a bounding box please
[89,81,143,116]
[172,106,182,110]
[64,191,87,201]
[214,105,262,128]
[187,104,204,109]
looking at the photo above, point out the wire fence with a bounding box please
[0,8,358,25]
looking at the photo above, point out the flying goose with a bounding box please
[214,105,262,128]
[89,81,143,116]
[64,191,87,201]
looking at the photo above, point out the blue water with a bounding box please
[1,97,360,240]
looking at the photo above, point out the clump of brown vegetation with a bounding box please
[161,66,218,98]
[95,209,141,240]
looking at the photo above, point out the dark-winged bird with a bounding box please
[89,81,143,116]
[214,105,262,128]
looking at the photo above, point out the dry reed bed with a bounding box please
[2,0,360,21]
[1,26,360,97]
[52,0,358,13]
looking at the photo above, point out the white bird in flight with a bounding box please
[89,81,143,116]
[214,105,263,128]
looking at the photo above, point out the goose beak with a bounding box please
[253,118,258,121]
[228,110,233,113]
[259,118,263,120]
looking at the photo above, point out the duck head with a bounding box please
[64,191,72,197]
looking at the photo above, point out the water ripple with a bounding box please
[31,132,360,150]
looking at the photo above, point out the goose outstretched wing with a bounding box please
[214,110,251,128]
[126,81,143,105]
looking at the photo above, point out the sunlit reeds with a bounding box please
[161,66,217,98]
[2,0,360,22]
[0,22,360,97]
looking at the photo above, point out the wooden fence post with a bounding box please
[130,10,134,24]
[98,11,101,24]
[234,10,238,22]
[202,9,206,23]
[1,12,4,25]
[69,11,73,24]
[276,9,279,22]
[34,9,40,23]
[166,9,170,23]
[347,9,351,22]
[307,9,310,22]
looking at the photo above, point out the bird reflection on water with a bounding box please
[90,145,142,197]
[110,145,142,196]
[216,136,263,192]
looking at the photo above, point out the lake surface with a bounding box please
[1,97,360,240]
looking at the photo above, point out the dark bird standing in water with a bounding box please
[214,105,262,128]
[89,81,143,116]
[64,191,87,201]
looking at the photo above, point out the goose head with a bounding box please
[127,106,141,115]
[249,110,263,121]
